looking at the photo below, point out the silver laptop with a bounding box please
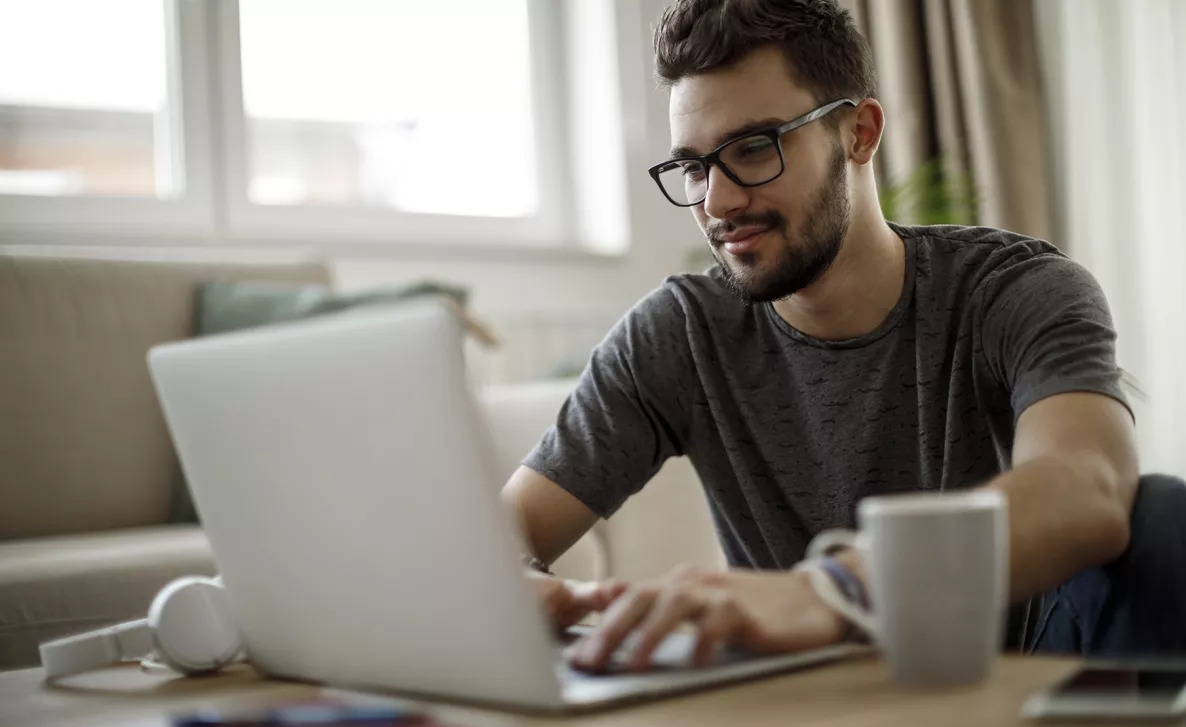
[146,300,865,712]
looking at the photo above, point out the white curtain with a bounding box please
[1037,0,1186,477]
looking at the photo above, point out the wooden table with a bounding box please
[0,656,1137,727]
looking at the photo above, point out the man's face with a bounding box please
[668,46,852,303]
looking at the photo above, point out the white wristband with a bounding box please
[793,558,878,643]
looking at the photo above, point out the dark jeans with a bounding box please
[1028,474,1186,656]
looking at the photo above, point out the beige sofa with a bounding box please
[0,254,723,672]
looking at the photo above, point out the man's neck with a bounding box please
[770,216,905,341]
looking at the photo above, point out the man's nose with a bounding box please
[701,165,750,221]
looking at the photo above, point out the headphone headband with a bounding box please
[40,619,152,679]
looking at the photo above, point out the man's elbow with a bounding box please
[1093,496,1132,564]
[1090,462,1137,564]
[1057,450,1136,566]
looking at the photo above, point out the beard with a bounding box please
[709,144,851,304]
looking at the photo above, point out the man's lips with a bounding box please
[719,227,770,255]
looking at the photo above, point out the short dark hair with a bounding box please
[653,0,877,106]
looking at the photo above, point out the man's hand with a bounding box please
[566,565,847,672]
[529,571,627,629]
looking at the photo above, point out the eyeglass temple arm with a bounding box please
[783,99,858,134]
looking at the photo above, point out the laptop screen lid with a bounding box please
[147,301,563,708]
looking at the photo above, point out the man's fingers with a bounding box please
[627,588,706,671]
[598,579,630,607]
[570,586,658,671]
[532,575,567,620]
[693,595,745,667]
[567,579,627,612]
[551,579,625,627]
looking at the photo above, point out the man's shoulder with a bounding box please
[898,223,1075,289]
[632,267,746,319]
[897,223,1060,261]
[611,268,752,348]
[661,265,735,302]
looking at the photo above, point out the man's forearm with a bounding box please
[982,453,1135,601]
[822,453,1134,614]
[502,466,599,565]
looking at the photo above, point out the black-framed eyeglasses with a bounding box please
[648,98,857,208]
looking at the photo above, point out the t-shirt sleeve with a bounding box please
[977,250,1130,421]
[522,284,694,518]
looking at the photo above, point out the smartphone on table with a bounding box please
[1022,662,1186,721]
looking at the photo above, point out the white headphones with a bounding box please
[39,575,244,680]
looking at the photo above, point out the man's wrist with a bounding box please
[830,547,869,591]
[796,549,873,644]
[788,568,850,645]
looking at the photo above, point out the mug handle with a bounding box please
[806,528,859,560]
[798,529,879,640]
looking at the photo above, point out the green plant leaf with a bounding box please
[880,154,978,226]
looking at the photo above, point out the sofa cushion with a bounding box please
[196,280,471,336]
[0,525,215,671]
[0,255,330,540]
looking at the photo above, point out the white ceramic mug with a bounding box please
[808,489,1009,687]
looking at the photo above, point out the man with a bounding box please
[502,0,1186,672]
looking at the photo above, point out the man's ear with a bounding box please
[847,98,884,166]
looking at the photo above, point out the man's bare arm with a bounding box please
[986,391,1139,601]
[501,466,599,565]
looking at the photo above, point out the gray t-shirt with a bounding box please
[525,224,1127,569]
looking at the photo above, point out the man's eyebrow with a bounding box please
[668,117,787,159]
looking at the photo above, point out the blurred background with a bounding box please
[0,0,1183,474]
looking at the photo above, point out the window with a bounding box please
[239,0,538,218]
[0,0,583,249]
[0,0,178,198]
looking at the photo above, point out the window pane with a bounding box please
[239,0,538,217]
[0,0,176,198]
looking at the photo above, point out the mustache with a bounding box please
[706,211,787,245]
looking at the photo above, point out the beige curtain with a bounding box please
[839,0,1054,243]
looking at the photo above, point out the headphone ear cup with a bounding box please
[147,576,242,676]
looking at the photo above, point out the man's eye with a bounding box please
[682,162,707,181]
[735,137,776,159]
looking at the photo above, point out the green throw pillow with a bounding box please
[169,280,470,524]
